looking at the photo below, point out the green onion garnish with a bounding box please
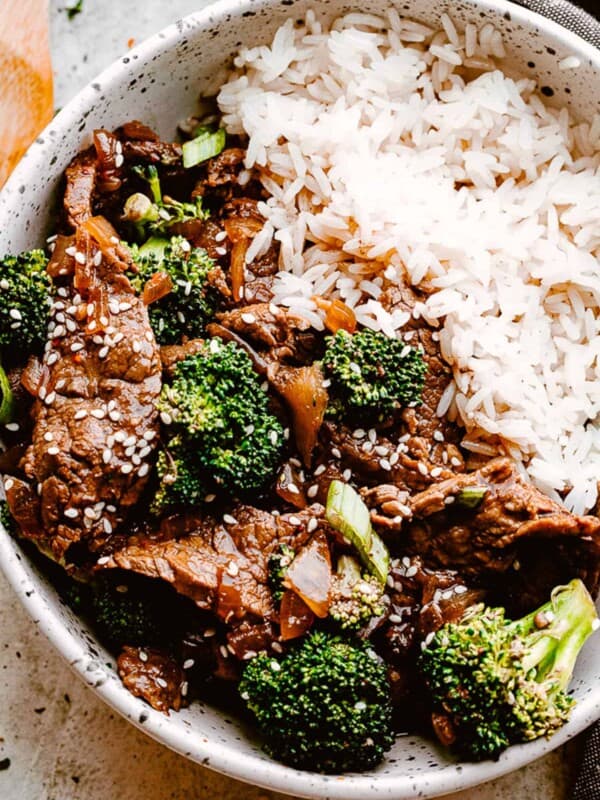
[182,128,226,168]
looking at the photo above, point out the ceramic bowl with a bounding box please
[0,1,599,797]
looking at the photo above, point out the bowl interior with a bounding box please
[1,1,599,798]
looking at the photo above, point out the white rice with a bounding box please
[217,10,600,513]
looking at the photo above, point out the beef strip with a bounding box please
[64,150,97,228]
[206,148,246,187]
[5,225,162,561]
[160,338,206,377]
[101,505,320,622]
[118,646,185,713]
[405,457,600,600]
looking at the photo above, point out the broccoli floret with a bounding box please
[267,543,296,604]
[0,500,17,536]
[322,329,427,420]
[91,576,171,650]
[419,579,599,761]
[157,339,283,500]
[123,164,208,240]
[151,435,207,514]
[329,556,386,632]
[239,630,394,773]
[129,235,219,345]
[0,250,51,358]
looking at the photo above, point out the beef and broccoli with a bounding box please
[0,118,599,774]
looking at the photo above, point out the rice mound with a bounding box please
[217,9,600,513]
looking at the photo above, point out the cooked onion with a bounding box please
[313,296,357,334]
[283,531,331,618]
[279,589,314,641]
[142,271,173,305]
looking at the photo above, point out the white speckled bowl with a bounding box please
[0,1,599,797]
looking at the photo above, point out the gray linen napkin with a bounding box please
[511,1,600,796]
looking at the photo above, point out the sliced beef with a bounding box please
[215,302,319,364]
[101,505,320,622]
[120,139,182,166]
[64,149,97,228]
[405,457,600,601]
[5,223,162,561]
[160,338,205,377]
[117,646,185,713]
[206,148,246,187]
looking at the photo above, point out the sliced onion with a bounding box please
[46,235,75,278]
[142,271,174,305]
[279,589,314,641]
[269,363,328,467]
[224,216,263,242]
[82,215,131,271]
[283,530,331,618]
[313,296,357,334]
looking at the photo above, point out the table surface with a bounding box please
[0,1,591,798]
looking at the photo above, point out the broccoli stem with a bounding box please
[0,364,14,424]
[513,580,598,691]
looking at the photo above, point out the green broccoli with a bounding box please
[129,235,219,345]
[419,579,599,761]
[156,339,283,503]
[151,435,207,514]
[0,250,51,358]
[322,329,427,420]
[239,630,394,773]
[329,555,386,632]
[123,164,208,240]
[0,500,17,536]
[267,543,296,604]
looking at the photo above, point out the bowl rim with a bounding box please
[1,0,600,797]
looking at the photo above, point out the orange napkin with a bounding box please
[0,0,54,188]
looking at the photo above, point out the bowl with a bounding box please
[1,1,599,797]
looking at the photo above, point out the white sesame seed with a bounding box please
[5,422,19,432]
[349,362,361,374]
[115,153,124,168]
[139,446,151,459]
[98,346,109,359]
[343,468,352,481]
[3,478,14,492]
[374,445,388,456]
[433,431,445,442]
[226,561,239,577]
[455,585,468,595]
[430,467,443,478]
[38,386,47,400]
[138,463,150,477]
[368,429,377,443]
[74,409,87,420]
[97,556,110,565]
[123,435,136,447]
[331,447,341,459]
[307,484,319,498]
[405,565,418,578]
[352,429,366,439]
[183,659,195,670]
[379,459,391,471]
[445,496,455,505]
[138,650,148,662]
[0,279,9,290]
[103,518,112,534]
[215,230,227,242]
[44,432,54,442]
[417,462,429,476]
[91,409,106,419]
[102,449,112,464]
[47,352,59,366]
[119,302,132,312]
[100,315,109,327]
[121,463,133,475]
[307,518,318,533]
[204,494,216,503]
[132,340,141,353]
[288,515,301,526]
[160,411,172,425]
[84,507,96,519]
[313,464,326,477]
[155,677,168,689]
[70,342,84,353]
[106,505,116,513]
[269,430,278,445]
[223,514,237,525]
[241,312,256,324]
[65,246,77,257]
[389,614,403,624]
[389,452,399,466]
[113,332,124,344]
[125,446,135,458]
[451,457,462,467]
[114,431,126,442]
[109,411,121,422]
[64,508,79,519]
[74,252,86,265]
[215,246,227,256]
[219,645,228,659]
[47,446,59,456]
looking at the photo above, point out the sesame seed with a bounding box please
[96,556,110,565]
[106,505,116,513]
[288,515,301,526]
[445,496,455,505]
[114,431,126,442]
[47,447,59,456]
[368,429,377,443]
[2,478,14,493]
[47,353,59,366]
[417,462,429,476]
[125,446,136,458]
[433,431,445,442]
[113,332,124,344]
[241,312,256,324]
[0,279,9,290]
[405,565,418,578]
[132,340,141,353]
[160,411,172,425]
[138,463,150,477]
[103,518,112,534]
[307,484,318,498]
[109,411,121,422]
[64,508,79,519]
[215,246,227,256]
[389,452,399,466]
[313,464,326,477]
[91,409,106,419]
[38,386,47,400]
[5,422,19,432]
[65,246,76,257]
[451,457,462,467]
[102,449,112,464]
[124,435,136,447]
[307,518,318,533]
[343,468,352,481]
[53,324,66,338]
[74,410,87,420]
[223,514,237,525]
[204,494,216,503]
[100,315,109,327]
[139,650,148,662]
[227,561,239,577]
[98,346,109,359]
[215,230,227,242]
[155,677,168,689]
[269,430,278,445]
[115,153,124,168]
[389,614,403,624]
[430,467,443,478]
[349,362,361,374]
[352,429,366,439]
[374,445,388,456]
[119,302,132,312]
[219,646,229,659]
[139,446,151,459]
[44,432,54,442]
[145,331,153,342]
[121,463,133,475]
[455,585,468,595]
[271,641,283,654]
[143,430,156,441]
[84,507,96,519]
[379,459,391,471]
[331,447,341,459]
[70,342,84,353]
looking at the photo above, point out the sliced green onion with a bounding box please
[456,485,488,509]
[182,128,226,168]
[326,480,390,585]
[0,364,15,425]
